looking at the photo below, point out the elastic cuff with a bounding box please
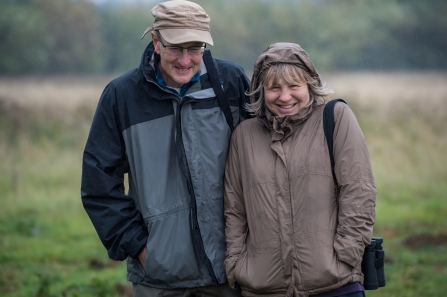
[133,242,146,259]
[127,229,148,259]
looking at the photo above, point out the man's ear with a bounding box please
[151,32,161,55]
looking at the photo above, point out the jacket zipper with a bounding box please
[174,96,218,284]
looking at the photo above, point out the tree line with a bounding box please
[1,0,446,75]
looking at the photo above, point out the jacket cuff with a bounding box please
[127,229,148,259]
[334,233,364,268]
[224,255,239,289]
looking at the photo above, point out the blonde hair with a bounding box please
[246,63,333,116]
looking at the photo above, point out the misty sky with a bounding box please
[90,0,158,4]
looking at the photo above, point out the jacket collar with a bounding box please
[139,42,157,84]
[258,104,315,142]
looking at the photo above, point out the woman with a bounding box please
[224,43,376,297]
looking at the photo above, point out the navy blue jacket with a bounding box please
[81,42,250,288]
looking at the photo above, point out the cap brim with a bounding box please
[159,29,214,46]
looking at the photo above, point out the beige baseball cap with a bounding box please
[141,0,214,46]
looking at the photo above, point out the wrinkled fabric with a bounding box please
[224,102,376,297]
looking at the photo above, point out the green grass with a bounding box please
[0,112,129,297]
[351,96,447,297]
[1,77,447,296]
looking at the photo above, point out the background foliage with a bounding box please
[1,0,447,75]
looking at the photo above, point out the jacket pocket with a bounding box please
[233,251,247,287]
[296,232,340,290]
[336,254,354,282]
[144,207,202,283]
[126,256,147,284]
[334,233,364,268]
[236,241,284,293]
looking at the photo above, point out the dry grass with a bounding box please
[0,75,113,117]
[1,71,446,114]
[324,71,447,104]
[1,72,446,180]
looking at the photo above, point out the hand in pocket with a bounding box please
[138,246,147,271]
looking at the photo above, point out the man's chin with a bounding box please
[173,76,193,86]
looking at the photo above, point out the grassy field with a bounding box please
[0,72,446,297]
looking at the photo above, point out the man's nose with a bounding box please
[177,50,192,66]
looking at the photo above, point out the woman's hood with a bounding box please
[250,42,321,104]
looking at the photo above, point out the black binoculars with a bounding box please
[361,236,386,290]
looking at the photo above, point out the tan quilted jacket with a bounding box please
[224,102,376,297]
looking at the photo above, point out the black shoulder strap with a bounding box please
[202,50,234,132]
[323,98,347,188]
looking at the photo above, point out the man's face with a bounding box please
[152,32,204,88]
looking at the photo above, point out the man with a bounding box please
[81,1,249,296]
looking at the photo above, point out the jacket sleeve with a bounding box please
[332,102,376,268]
[224,128,248,289]
[217,58,252,123]
[81,82,148,261]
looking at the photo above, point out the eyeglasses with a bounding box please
[156,33,206,56]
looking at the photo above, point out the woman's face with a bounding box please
[264,77,310,117]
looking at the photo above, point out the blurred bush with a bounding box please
[0,0,446,74]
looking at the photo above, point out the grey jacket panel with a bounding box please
[126,204,212,287]
[122,102,231,286]
[122,114,189,219]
